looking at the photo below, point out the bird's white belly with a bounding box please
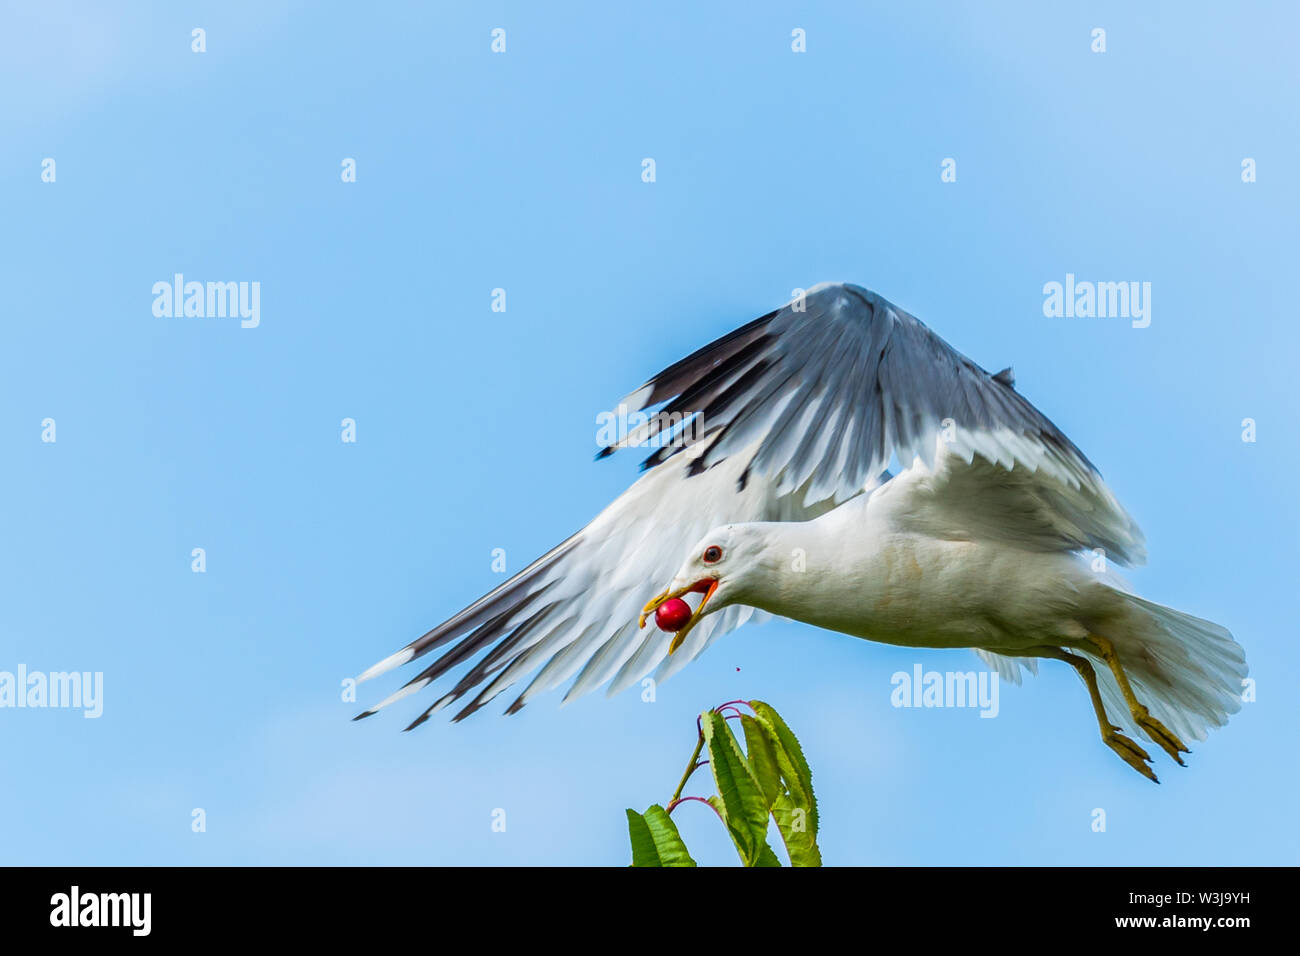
[785,532,1083,652]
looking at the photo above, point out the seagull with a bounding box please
[355,282,1246,782]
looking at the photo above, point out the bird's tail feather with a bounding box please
[1087,592,1247,745]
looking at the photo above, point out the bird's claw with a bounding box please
[1104,729,1159,784]
[1134,707,1190,767]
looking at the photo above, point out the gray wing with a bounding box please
[601,281,1144,563]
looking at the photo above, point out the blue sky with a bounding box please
[2,1,1296,865]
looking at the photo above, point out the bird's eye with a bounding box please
[702,546,723,564]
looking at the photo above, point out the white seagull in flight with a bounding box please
[356,282,1246,782]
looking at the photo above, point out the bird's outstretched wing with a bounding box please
[607,282,1143,560]
[355,449,776,727]
[355,282,1142,725]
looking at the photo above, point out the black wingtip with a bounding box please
[402,712,432,732]
[594,446,615,461]
[450,695,490,722]
[352,710,377,722]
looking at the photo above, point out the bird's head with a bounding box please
[638,524,769,655]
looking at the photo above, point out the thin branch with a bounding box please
[669,730,706,805]
[666,795,723,822]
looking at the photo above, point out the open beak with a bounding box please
[638,578,719,655]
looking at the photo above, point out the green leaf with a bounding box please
[750,700,819,836]
[740,715,783,809]
[771,791,822,867]
[753,840,784,867]
[707,797,782,867]
[626,805,697,867]
[745,706,821,866]
[701,710,773,866]
[626,809,658,867]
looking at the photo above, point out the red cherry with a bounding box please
[654,597,693,633]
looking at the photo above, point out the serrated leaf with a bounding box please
[772,791,822,867]
[706,797,781,867]
[750,700,818,836]
[753,840,784,867]
[643,805,696,867]
[740,715,783,809]
[702,710,772,866]
[627,809,657,866]
[626,805,696,867]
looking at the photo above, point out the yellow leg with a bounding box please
[1086,634,1189,766]
[1030,646,1159,783]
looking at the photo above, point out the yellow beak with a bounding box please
[639,579,719,655]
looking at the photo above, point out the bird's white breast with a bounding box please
[755,481,1086,652]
